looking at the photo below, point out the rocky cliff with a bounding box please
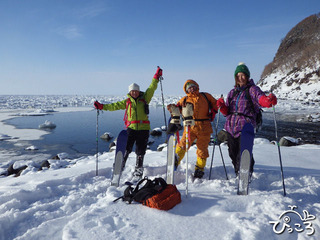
[258,13,320,102]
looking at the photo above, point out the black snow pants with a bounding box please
[125,128,149,165]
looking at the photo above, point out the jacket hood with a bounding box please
[183,79,199,94]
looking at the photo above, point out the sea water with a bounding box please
[2,106,319,161]
[2,107,181,159]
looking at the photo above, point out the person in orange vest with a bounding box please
[94,67,162,180]
[167,79,218,179]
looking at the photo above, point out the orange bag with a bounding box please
[143,184,181,210]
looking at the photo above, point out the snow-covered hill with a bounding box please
[258,13,320,102]
[259,61,320,102]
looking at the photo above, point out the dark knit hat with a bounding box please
[234,62,250,78]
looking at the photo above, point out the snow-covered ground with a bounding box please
[0,139,319,240]
[0,96,319,240]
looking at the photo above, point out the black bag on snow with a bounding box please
[114,177,181,210]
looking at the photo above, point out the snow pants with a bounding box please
[177,122,212,160]
[126,128,149,158]
[227,132,255,174]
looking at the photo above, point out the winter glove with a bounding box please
[259,94,277,108]
[94,101,104,110]
[182,103,195,126]
[166,122,183,135]
[268,93,277,106]
[167,104,181,124]
[216,98,228,116]
[166,104,183,134]
[153,66,163,80]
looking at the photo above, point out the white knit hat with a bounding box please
[128,83,140,92]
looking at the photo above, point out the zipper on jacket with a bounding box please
[232,91,242,136]
[135,98,139,130]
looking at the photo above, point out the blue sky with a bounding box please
[0,0,319,96]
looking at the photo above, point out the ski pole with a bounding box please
[209,107,220,180]
[158,71,167,131]
[185,125,189,197]
[209,95,228,180]
[96,108,100,176]
[218,144,228,180]
[272,105,286,196]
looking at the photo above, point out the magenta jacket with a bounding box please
[224,79,265,138]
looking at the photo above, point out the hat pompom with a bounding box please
[234,62,250,78]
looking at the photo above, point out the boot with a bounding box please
[194,168,204,179]
[132,167,144,183]
[132,155,144,182]
[132,167,143,178]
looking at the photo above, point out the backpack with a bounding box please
[182,92,217,122]
[201,92,218,122]
[229,87,263,132]
[114,177,181,211]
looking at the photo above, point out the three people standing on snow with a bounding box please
[95,63,278,181]
[217,62,277,177]
[94,67,162,180]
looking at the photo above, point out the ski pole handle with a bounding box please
[157,66,163,81]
